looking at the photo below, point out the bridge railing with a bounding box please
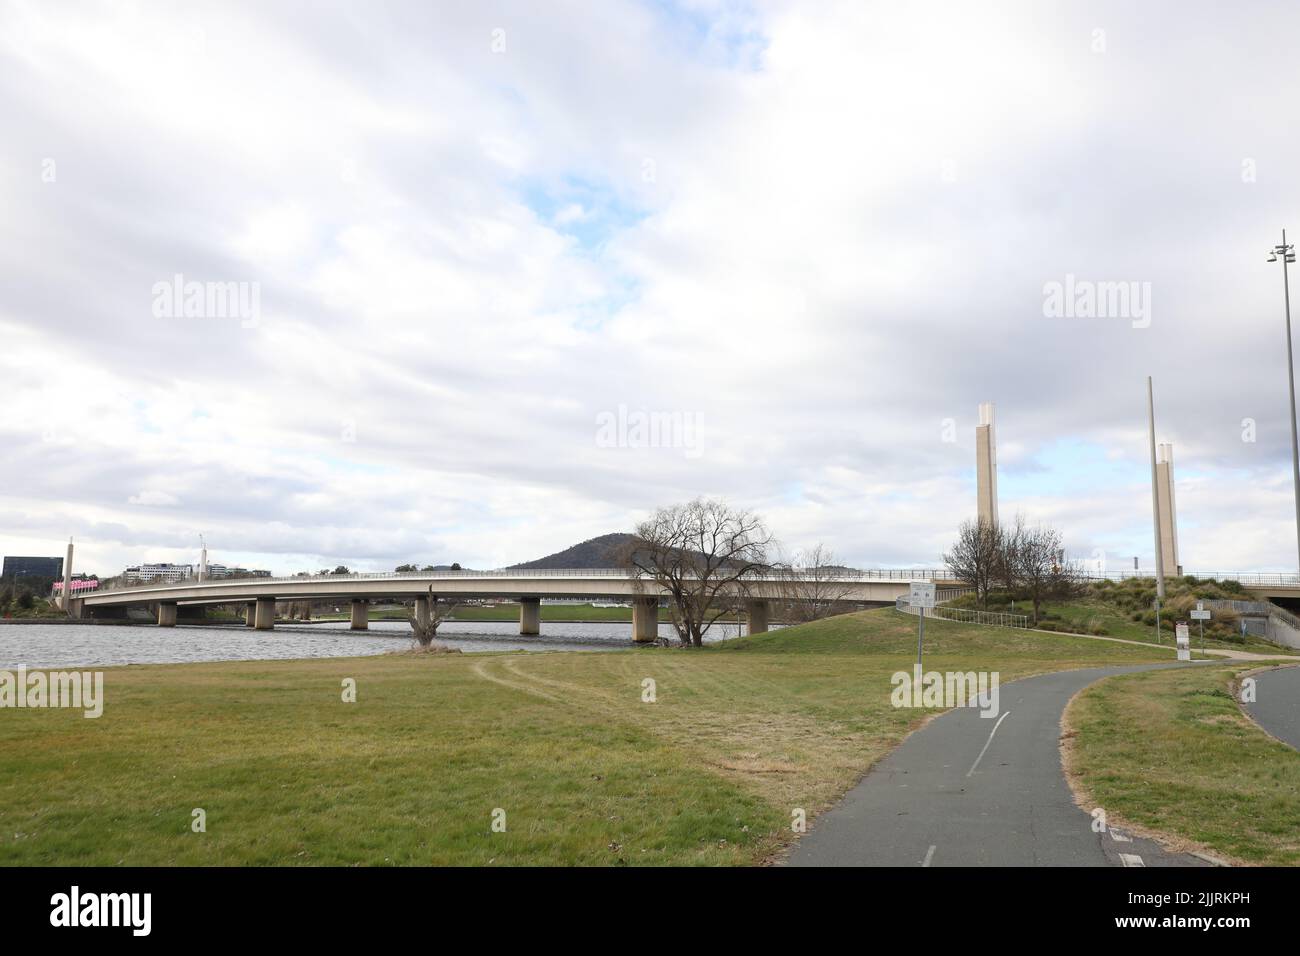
[1080,570,1300,587]
[88,567,964,596]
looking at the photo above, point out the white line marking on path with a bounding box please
[966,711,1011,777]
[922,845,936,867]
[1110,830,1132,843]
[1119,853,1145,867]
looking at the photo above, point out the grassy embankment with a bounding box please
[0,596,66,620]
[1065,664,1300,865]
[1,609,1182,866]
[951,576,1298,656]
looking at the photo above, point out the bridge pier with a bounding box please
[350,598,369,630]
[68,598,84,620]
[254,598,276,630]
[519,597,541,635]
[632,597,659,643]
[245,603,256,627]
[746,599,770,635]
[157,602,177,627]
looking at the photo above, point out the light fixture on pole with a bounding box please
[1268,230,1300,572]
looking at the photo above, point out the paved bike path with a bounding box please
[787,664,1208,867]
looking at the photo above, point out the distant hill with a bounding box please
[509,533,636,570]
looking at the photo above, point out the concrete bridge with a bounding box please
[70,568,960,642]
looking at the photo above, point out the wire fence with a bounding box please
[895,596,1027,629]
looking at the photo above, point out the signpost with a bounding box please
[1190,601,1211,651]
[910,581,936,672]
[1175,621,1191,661]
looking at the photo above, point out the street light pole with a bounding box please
[1269,230,1300,572]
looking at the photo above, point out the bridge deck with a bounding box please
[78,569,958,608]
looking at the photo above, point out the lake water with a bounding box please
[0,619,752,669]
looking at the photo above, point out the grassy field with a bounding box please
[1,609,1184,866]
[1065,664,1300,865]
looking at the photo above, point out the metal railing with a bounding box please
[895,596,1027,629]
[78,563,1300,598]
[88,566,964,596]
[1082,570,1300,587]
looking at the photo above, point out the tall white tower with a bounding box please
[976,402,999,527]
[1155,443,1180,576]
[61,537,73,611]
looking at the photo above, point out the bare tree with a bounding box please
[409,586,459,647]
[943,519,1002,608]
[776,543,856,623]
[1009,523,1080,625]
[620,498,774,647]
[995,515,1025,593]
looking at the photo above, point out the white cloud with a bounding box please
[3,1,1300,577]
[127,491,179,508]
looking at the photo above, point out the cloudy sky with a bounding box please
[3,0,1300,577]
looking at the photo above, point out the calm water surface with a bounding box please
[0,619,752,669]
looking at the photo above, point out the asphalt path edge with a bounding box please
[1234,662,1300,751]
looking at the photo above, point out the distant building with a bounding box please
[206,565,271,578]
[124,563,193,584]
[2,556,63,579]
[123,562,269,583]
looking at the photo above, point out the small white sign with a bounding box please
[1190,609,1211,620]
[910,581,936,609]
[1175,622,1191,660]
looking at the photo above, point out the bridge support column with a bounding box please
[414,596,431,629]
[350,598,369,631]
[745,599,770,635]
[157,602,177,627]
[632,597,659,643]
[254,598,276,630]
[68,599,84,620]
[519,597,541,636]
[245,603,256,627]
